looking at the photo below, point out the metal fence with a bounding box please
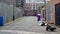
[0,2,23,23]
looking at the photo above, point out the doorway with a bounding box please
[55,3,60,25]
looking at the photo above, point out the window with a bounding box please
[25,3,33,10]
[25,3,42,10]
[47,5,51,21]
[16,0,24,7]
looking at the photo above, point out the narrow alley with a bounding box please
[0,0,60,34]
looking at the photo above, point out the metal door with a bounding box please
[55,3,60,25]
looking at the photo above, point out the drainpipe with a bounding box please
[13,0,15,21]
[44,0,46,21]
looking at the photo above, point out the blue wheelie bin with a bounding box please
[0,16,4,26]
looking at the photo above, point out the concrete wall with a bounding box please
[0,2,13,23]
[14,7,23,19]
[0,2,23,23]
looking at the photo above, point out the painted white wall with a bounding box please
[26,0,51,3]
[26,0,44,3]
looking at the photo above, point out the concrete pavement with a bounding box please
[0,16,60,34]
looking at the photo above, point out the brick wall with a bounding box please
[24,10,37,16]
[46,0,60,24]
[3,0,16,6]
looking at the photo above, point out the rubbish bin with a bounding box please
[0,16,4,26]
[37,14,41,22]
